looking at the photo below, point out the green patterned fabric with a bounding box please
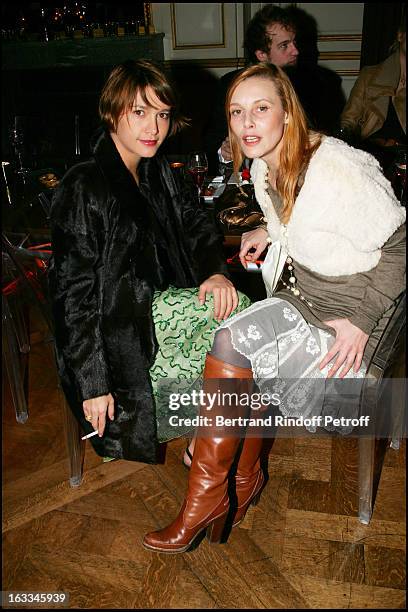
[149,286,251,442]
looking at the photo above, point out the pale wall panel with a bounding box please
[151,3,243,60]
[172,3,224,47]
[296,3,364,35]
[340,76,360,99]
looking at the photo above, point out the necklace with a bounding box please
[281,256,314,308]
[264,169,313,308]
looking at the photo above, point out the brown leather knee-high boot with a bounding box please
[233,436,265,527]
[142,354,253,553]
[232,398,279,527]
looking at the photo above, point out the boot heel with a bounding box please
[206,514,227,543]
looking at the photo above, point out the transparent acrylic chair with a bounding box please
[2,233,53,331]
[303,293,406,526]
[357,292,406,524]
[2,232,86,487]
[2,249,30,423]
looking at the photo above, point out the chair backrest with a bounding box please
[2,251,30,353]
[1,233,54,333]
[360,292,406,439]
[368,292,406,380]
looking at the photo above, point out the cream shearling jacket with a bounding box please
[251,136,406,277]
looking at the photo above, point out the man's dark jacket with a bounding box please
[49,130,229,463]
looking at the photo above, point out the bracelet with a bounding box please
[255,221,271,243]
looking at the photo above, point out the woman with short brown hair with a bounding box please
[49,59,249,465]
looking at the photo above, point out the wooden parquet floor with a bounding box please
[2,321,406,609]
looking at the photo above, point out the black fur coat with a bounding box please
[49,130,229,463]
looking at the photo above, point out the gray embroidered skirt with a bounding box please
[219,297,367,435]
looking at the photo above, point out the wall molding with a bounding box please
[319,51,360,61]
[164,58,360,76]
[170,3,226,49]
[318,34,362,42]
[164,58,246,69]
[337,70,360,76]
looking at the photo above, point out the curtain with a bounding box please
[360,3,404,68]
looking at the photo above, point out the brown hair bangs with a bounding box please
[99,59,189,136]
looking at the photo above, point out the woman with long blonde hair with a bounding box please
[143,63,405,553]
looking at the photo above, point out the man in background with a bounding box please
[205,5,345,173]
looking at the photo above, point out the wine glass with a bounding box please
[187,151,208,199]
[9,117,29,176]
[1,161,13,206]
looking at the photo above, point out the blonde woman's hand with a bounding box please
[198,274,238,322]
[239,227,269,269]
[83,393,115,437]
[220,137,232,161]
[319,318,369,378]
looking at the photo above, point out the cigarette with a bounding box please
[81,430,99,440]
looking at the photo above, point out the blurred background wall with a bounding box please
[1,2,404,165]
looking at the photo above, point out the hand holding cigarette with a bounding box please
[82,393,115,436]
